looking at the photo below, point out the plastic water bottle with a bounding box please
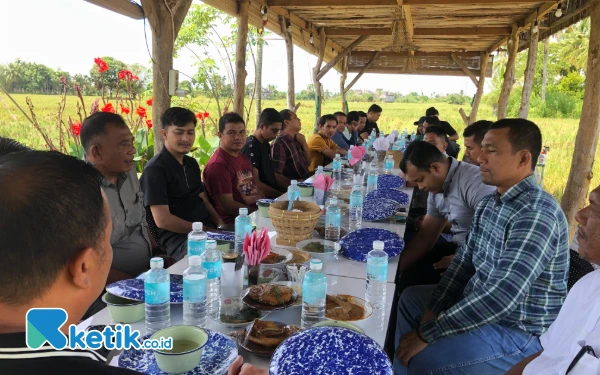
[315,165,324,177]
[332,154,342,188]
[144,257,171,334]
[188,222,207,257]
[385,155,395,174]
[325,196,341,241]
[287,180,301,203]
[367,162,379,192]
[235,208,252,254]
[349,184,363,231]
[365,241,388,310]
[183,256,207,327]
[301,259,327,329]
[203,240,222,319]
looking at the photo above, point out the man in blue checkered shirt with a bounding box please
[394,119,569,375]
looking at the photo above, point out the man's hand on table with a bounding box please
[227,355,267,375]
[395,329,428,367]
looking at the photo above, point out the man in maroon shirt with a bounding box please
[204,113,262,223]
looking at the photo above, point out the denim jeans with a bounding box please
[393,285,542,375]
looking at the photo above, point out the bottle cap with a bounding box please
[206,240,217,249]
[150,257,164,269]
[239,208,248,215]
[188,255,202,266]
[353,184,362,190]
[373,241,385,250]
[192,222,203,231]
[291,180,298,185]
[335,153,340,158]
[317,166,324,170]
[310,258,323,271]
[330,196,338,206]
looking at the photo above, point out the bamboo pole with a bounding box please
[254,34,264,126]
[279,16,296,111]
[519,25,539,119]
[470,52,490,123]
[561,2,600,241]
[340,56,349,113]
[497,27,519,120]
[542,38,549,102]
[313,28,326,132]
[233,0,250,115]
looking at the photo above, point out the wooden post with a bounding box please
[345,51,381,93]
[561,2,600,241]
[279,16,295,111]
[542,38,549,102]
[497,27,519,120]
[141,0,193,154]
[233,0,250,115]
[312,28,326,132]
[340,56,349,113]
[519,25,539,119]
[470,53,490,123]
[254,34,264,127]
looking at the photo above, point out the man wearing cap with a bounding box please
[413,117,426,142]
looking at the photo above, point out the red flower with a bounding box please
[196,113,203,119]
[71,121,82,136]
[136,106,147,118]
[120,103,130,115]
[94,57,109,73]
[118,69,135,80]
[118,70,126,80]
[131,75,139,81]
[146,98,153,107]
[101,103,115,113]
[203,111,209,118]
[146,119,153,129]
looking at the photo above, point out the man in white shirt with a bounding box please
[507,185,600,375]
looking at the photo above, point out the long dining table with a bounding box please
[83,166,413,372]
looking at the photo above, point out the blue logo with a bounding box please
[26,308,172,351]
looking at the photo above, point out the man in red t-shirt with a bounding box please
[204,113,262,223]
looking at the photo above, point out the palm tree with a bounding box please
[556,18,590,72]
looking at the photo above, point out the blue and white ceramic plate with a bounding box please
[362,198,401,222]
[106,275,183,304]
[339,228,405,262]
[269,326,392,375]
[207,232,235,242]
[257,198,275,204]
[365,188,410,206]
[377,174,406,189]
[118,330,237,375]
[297,182,313,187]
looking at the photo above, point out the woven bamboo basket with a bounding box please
[269,200,322,246]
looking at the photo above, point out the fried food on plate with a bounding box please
[248,284,293,306]
[245,320,300,348]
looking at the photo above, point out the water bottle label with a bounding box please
[326,212,341,227]
[333,160,341,170]
[350,195,363,208]
[385,160,394,169]
[183,277,207,303]
[288,190,300,202]
[235,223,253,240]
[188,239,206,257]
[203,260,222,279]
[367,174,379,186]
[367,260,388,282]
[144,281,170,304]
[303,279,326,305]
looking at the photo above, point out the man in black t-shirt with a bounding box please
[140,108,223,261]
[423,116,460,158]
[363,104,382,137]
[241,108,285,198]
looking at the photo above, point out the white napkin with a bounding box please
[386,131,398,144]
[374,137,390,151]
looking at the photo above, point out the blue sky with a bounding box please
[0,0,480,96]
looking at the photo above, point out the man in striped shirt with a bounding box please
[394,119,569,375]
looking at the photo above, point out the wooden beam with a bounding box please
[497,26,519,120]
[518,24,539,118]
[340,56,349,112]
[345,51,381,93]
[84,0,144,19]
[459,108,469,126]
[325,26,511,37]
[561,1,600,242]
[279,16,296,111]
[141,0,192,153]
[470,52,490,123]
[350,51,480,58]
[317,35,369,81]
[234,0,250,115]
[326,28,392,36]
[451,53,479,87]
[313,28,327,131]
[347,66,484,77]
[269,0,547,5]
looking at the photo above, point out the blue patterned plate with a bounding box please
[118,330,237,375]
[377,174,406,189]
[365,188,410,205]
[257,198,275,204]
[297,182,313,187]
[339,228,405,262]
[207,232,235,242]
[269,326,392,375]
[106,275,183,304]
[362,198,401,222]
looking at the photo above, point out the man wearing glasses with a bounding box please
[204,112,262,223]
[241,108,285,198]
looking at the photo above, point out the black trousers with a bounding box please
[384,237,458,359]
